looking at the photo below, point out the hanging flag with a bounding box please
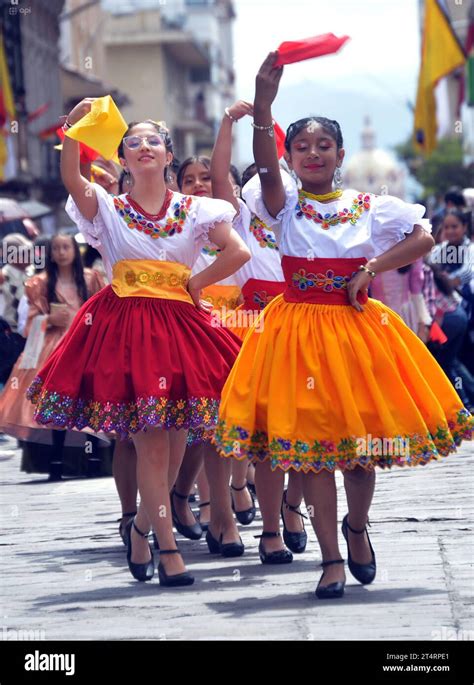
[27,102,50,123]
[0,32,15,180]
[414,0,466,156]
[65,95,127,160]
[0,33,15,125]
[274,33,350,67]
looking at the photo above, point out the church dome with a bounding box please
[343,116,406,199]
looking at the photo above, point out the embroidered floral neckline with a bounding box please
[296,191,371,230]
[114,193,193,239]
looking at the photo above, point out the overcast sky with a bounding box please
[232,0,421,165]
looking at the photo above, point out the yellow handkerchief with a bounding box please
[65,95,127,160]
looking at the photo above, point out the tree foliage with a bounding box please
[394,137,473,199]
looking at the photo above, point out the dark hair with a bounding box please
[241,163,257,188]
[285,116,344,153]
[118,120,174,158]
[170,157,181,174]
[229,163,241,188]
[118,169,127,195]
[32,235,50,274]
[82,245,101,269]
[443,208,472,238]
[444,187,465,208]
[46,232,88,306]
[177,156,211,191]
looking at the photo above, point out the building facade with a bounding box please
[102,0,236,161]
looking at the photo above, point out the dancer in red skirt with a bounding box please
[27,98,250,587]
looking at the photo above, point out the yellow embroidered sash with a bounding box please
[111,260,193,303]
[201,284,241,311]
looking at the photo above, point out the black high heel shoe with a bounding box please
[205,528,245,557]
[341,514,376,585]
[170,488,203,540]
[158,549,194,587]
[315,559,345,599]
[256,532,293,565]
[196,500,210,532]
[230,481,257,526]
[126,519,154,582]
[117,511,137,546]
[281,490,308,554]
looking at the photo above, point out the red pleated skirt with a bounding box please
[27,286,241,439]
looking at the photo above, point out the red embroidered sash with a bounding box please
[241,278,285,310]
[282,256,368,305]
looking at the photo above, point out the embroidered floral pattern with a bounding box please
[212,409,473,473]
[124,269,188,288]
[296,192,371,229]
[114,195,193,239]
[253,290,275,309]
[27,376,219,440]
[292,268,357,292]
[249,216,279,249]
[202,244,221,257]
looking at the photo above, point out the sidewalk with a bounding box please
[0,435,472,641]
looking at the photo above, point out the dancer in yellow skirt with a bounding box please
[211,99,307,555]
[213,53,473,599]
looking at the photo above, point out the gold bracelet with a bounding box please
[358,264,376,278]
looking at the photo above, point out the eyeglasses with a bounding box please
[122,134,164,150]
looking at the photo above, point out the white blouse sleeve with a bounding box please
[242,169,298,228]
[190,196,236,242]
[65,183,114,248]
[371,195,431,254]
[232,198,252,238]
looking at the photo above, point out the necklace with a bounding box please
[300,189,343,202]
[126,189,173,221]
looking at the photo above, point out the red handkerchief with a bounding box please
[429,321,448,345]
[56,126,100,164]
[274,121,286,158]
[274,33,350,66]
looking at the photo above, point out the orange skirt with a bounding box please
[212,295,473,473]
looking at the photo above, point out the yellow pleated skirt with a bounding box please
[213,295,473,473]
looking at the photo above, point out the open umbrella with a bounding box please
[0,198,28,223]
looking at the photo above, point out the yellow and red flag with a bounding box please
[414,0,466,156]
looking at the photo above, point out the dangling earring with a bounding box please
[333,166,343,189]
[124,169,133,190]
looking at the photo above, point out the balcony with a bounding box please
[103,9,210,66]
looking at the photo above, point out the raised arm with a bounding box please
[210,100,253,212]
[187,221,250,308]
[253,52,286,218]
[60,98,98,221]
